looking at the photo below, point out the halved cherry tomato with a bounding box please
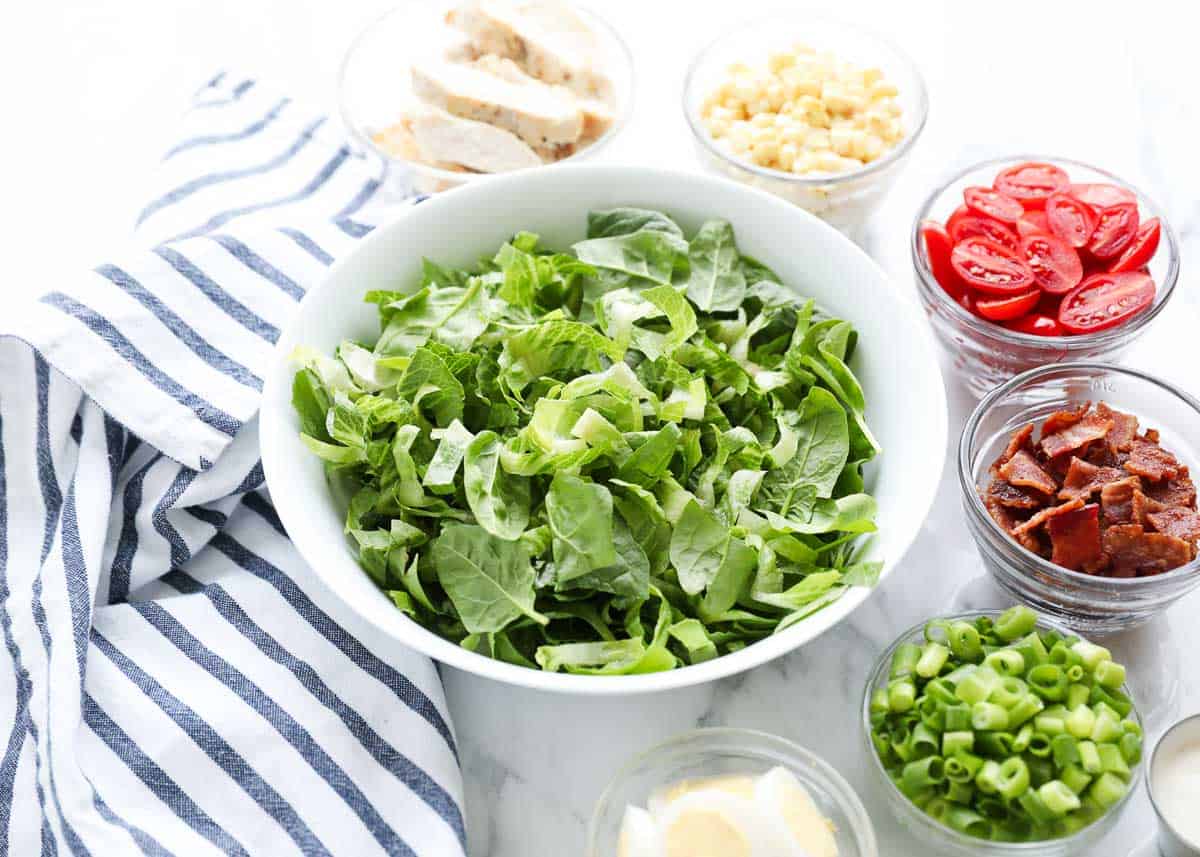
[947,206,1018,250]
[1088,203,1140,259]
[1058,271,1155,334]
[951,237,1036,295]
[1004,313,1064,337]
[1016,211,1049,237]
[1045,193,1097,248]
[1108,217,1162,273]
[976,288,1041,321]
[964,186,1024,224]
[1020,233,1082,294]
[993,162,1069,208]
[920,220,966,299]
[1069,183,1137,210]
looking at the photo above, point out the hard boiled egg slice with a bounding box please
[648,774,758,817]
[754,766,839,857]
[616,806,661,857]
[656,788,803,857]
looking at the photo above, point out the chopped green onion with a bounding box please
[1038,780,1082,815]
[891,642,921,679]
[994,606,1038,641]
[916,642,950,678]
[972,701,1009,731]
[942,731,974,757]
[1088,772,1128,809]
[983,649,1026,677]
[901,756,946,796]
[997,757,1030,800]
[1060,763,1092,795]
[1097,743,1130,779]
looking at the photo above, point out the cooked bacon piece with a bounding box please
[998,450,1058,495]
[1000,424,1036,466]
[1047,503,1103,571]
[1058,457,1126,501]
[1145,469,1198,510]
[985,494,1045,554]
[1041,402,1089,437]
[1132,490,1165,527]
[1103,524,1195,577]
[1096,402,1139,452]
[1100,478,1141,526]
[1012,498,1086,536]
[989,479,1048,510]
[1040,412,1114,460]
[1147,508,1200,543]
[1145,428,1161,443]
[1125,437,1182,482]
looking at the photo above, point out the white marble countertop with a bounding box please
[5,1,1197,855]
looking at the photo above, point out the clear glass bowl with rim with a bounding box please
[862,611,1143,857]
[682,14,928,243]
[338,0,634,196]
[586,727,878,857]
[959,362,1200,633]
[913,155,1181,399]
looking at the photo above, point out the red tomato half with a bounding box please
[993,162,1069,208]
[964,186,1024,224]
[1069,183,1137,210]
[1004,313,1064,336]
[920,220,965,299]
[1020,233,1083,294]
[1016,211,1049,237]
[1058,271,1155,334]
[951,237,1036,295]
[1045,193,1097,248]
[947,206,1018,250]
[976,289,1041,321]
[1088,203,1140,259]
[1108,218,1162,273]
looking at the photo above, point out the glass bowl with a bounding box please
[682,14,928,241]
[338,0,634,195]
[913,155,1181,398]
[587,728,878,857]
[862,611,1143,857]
[959,363,1200,633]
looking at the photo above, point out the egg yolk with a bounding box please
[663,808,752,857]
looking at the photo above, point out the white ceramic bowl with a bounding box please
[259,164,948,694]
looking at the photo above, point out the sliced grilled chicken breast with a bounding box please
[410,58,584,146]
[408,105,543,172]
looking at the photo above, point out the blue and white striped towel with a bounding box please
[0,71,466,857]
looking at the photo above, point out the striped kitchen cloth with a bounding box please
[0,71,466,857]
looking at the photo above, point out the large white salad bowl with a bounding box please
[260,165,947,694]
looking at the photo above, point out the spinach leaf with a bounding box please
[432,523,546,633]
[685,220,747,312]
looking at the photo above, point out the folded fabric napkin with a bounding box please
[0,71,466,857]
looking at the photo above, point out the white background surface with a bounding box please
[4,1,1198,855]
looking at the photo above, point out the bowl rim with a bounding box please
[259,162,948,694]
[680,12,930,186]
[959,360,1200,591]
[861,609,1144,851]
[911,154,1181,349]
[336,0,636,184]
[586,726,879,857]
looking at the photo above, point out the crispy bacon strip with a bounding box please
[1000,424,1035,465]
[1040,413,1114,460]
[1147,508,1200,543]
[1125,437,1182,482]
[1058,457,1126,501]
[1103,524,1194,577]
[1012,498,1086,536]
[1047,503,1103,572]
[998,450,1058,496]
[1132,490,1165,527]
[989,479,1047,510]
[1100,477,1141,527]
[1145,470,1197,510]
[1041,402,1090,437]
[1096,402,1139,452]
